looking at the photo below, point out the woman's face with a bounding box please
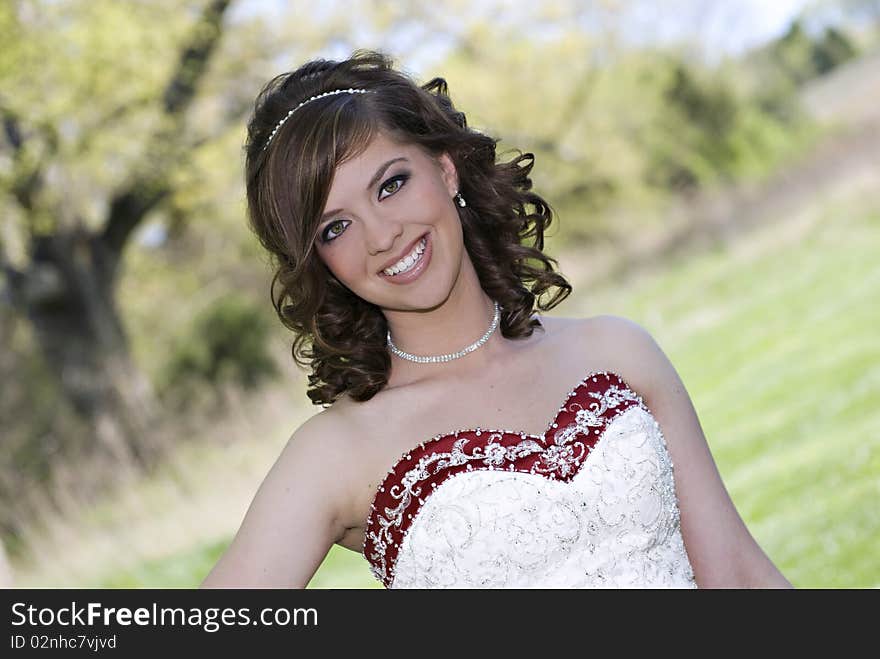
[313,130,464,312]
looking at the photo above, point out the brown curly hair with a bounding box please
[244,50,572,407]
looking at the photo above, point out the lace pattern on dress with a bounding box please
[363,370,695,588]
[389,406,695,587]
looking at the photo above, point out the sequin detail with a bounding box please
[362,370,697,588]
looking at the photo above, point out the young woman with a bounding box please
[202,50,792,589]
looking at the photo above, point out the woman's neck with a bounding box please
[382,262,511,383]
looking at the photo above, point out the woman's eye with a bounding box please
[321,219,348,243]
[320,174,409,244]
[378,173,409,200]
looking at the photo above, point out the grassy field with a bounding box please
[571,194,879,589]
[11,179,878,589]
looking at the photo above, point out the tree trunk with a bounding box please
[18,227,158,467]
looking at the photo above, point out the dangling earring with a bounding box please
[454,191,467,208]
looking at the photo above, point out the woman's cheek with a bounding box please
[336,249,363,282]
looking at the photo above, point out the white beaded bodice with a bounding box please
[363,370,697,588]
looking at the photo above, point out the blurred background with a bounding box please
[1,0,877,589]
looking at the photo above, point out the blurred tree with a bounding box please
[765,18,860,86]
[159,295,279,412]
[0,0,233,466]
[811,26,859,74]
[772,20,820,85]
[650,63,741,191]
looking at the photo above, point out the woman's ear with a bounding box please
[437,152,459,197]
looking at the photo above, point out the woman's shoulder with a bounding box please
[543,312,650,347]
[299,391,398,468]
[274,402,372,514]
[277,406,355,477]
[279,373,398,477]
[551,313,671,400]
[295,396,367,454]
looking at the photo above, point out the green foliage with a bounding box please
[767,20,859,86]
[441,33,813,237]
[812,26,859,75]
[753,73,803,124]
[641,59,811,194]
[771,21,817,86]
[645,63,740,191]
[667,64,740,137]
[158,295,279,408]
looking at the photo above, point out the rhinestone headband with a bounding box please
[262,88,371,151]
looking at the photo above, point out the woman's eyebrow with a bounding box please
[319,156,410,224]
[366,156,409,191]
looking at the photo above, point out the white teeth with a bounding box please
[383,237,427,276]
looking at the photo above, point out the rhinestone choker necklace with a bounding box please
[386,300,501,363]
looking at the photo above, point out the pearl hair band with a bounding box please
[262,88,372,151]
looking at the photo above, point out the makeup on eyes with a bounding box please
[319,170,411,244]
[320,219,348,244]
[378,172,410,199]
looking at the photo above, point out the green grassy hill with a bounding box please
[569,197,879,588]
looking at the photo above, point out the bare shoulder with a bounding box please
[285,399,365,497]
[566,313,652,344]
[565,313,676,401]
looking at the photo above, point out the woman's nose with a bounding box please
[365,216,404,256]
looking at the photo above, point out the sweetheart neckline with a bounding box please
[360,367,639,556]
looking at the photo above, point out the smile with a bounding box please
[382,236,427,275]
[379,232,432,284]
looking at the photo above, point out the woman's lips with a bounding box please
[379,232,431,284]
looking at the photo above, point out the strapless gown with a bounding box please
[362,370,697,588]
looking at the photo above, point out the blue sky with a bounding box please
[616,0,814,56]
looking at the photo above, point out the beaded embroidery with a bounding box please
[362,370,696,588]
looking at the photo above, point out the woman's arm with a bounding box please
[201,411,350,588]
[592,315,793,588]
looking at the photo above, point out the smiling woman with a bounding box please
[201,50,792,590]
[241,50,570,406]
